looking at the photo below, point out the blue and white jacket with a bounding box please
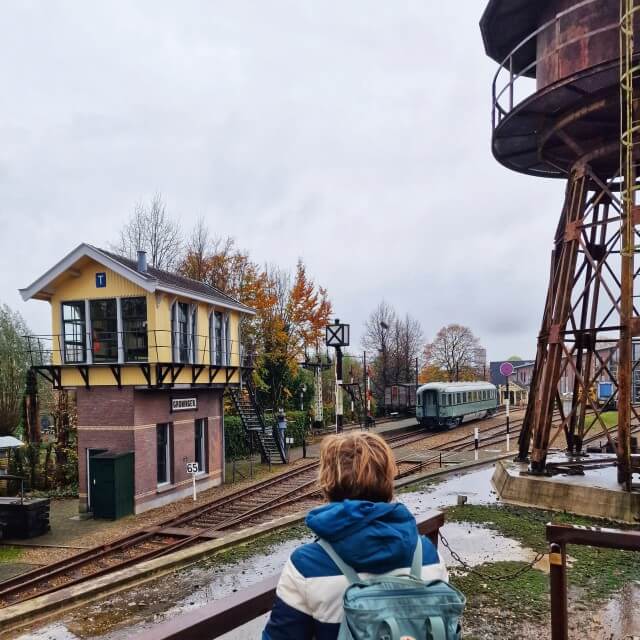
[262,500,448,640]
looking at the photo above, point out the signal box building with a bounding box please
[20,244,255,514]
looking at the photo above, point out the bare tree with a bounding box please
[183,217,212,281]
[362,302,424,402]
[114,193,182,270]
[424,324,481,382]
[391,314,424,384]
[362,301,397,393]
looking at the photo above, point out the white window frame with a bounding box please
[157,423,171,487]
[195,418,207,475]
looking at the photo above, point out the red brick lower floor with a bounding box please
[75,386,225,515]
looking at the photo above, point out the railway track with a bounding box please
[0,407,583,607]
[0,421,475,607]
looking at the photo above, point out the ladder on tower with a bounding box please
[619,0,640,488]
[229,382,287,465]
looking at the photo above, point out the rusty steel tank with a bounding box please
[482,0,624,178]
[481,0,638,487]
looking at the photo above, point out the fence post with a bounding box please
[549,542,568,640]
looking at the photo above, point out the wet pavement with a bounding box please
[12,463,639,640]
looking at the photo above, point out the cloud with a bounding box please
[0,1,566,361]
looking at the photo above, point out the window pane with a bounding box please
[194,419,206,472]
[62,301,86,363]
[122,297,148,362]
[157,424,169,484]
[214,312,223,365]
[90,299,118,363]
[173,302,189,363]
[224,314,230,365]
[191,307,197,363]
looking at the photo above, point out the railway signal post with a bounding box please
[326,319,350,433]
[500,361,514,452]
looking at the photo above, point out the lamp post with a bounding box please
[326,319,350,433]
[300,384,306,411]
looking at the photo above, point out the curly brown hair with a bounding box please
[318,432,397,503]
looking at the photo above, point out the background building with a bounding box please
[20,243,255,514]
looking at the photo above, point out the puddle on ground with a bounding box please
[599,580,640,638]
[12,464,542,640]
[397,464,499,513]
[14,535,312,640]
[436,522,535,568]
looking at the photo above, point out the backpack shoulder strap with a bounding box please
[410,536,423,580]
[317,538,360,584]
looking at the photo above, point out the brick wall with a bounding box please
[76,387,223,514]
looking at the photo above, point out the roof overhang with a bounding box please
[19,243,256,315]
[480,0,550,76]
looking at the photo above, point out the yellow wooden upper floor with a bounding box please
[20,244,255,388]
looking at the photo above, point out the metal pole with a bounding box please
[350,367,354,417]
[363,351,369,428]
[336,346,344,433]
[506,374,510,451]
[549,542,568,640]
[474,427,479,461]
[192,472,197,501]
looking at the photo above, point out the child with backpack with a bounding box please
[262,432,464,640]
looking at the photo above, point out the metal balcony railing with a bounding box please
[491,0,617,131]
[23,332,255,369]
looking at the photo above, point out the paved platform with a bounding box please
[493,456,640,522]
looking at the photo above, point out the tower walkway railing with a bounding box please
[491,0,617,130]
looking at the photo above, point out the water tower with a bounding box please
[481,0,639,488]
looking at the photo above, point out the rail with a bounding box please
[22,332,255,369]
[491,0,618,130]
[547,522,640,640]
[133,510,444,640]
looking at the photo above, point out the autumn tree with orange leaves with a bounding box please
[257,262,331,407]
[179,225,331,408]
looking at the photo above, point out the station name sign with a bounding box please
[171,397,198,412]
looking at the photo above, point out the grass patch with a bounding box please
[397,474,447,494]
[585,410,618,433]
[445,504,640,607]
[0,546,22,562]
[451,561,549,622]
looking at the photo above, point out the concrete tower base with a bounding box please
[492,457,640,524]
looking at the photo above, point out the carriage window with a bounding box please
[456,393,461,404]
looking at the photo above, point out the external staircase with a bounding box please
[229,384,287,465]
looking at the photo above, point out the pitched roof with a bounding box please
[19,243,256,315]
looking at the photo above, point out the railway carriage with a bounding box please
[416,381,498,429]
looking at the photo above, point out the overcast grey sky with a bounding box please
[0,1,564,361]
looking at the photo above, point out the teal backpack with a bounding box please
[317,538,465,640]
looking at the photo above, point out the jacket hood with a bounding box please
[305,500,418,573]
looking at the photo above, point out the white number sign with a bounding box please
[186,462,199,474]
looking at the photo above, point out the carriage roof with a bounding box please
[417,381,496,394]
